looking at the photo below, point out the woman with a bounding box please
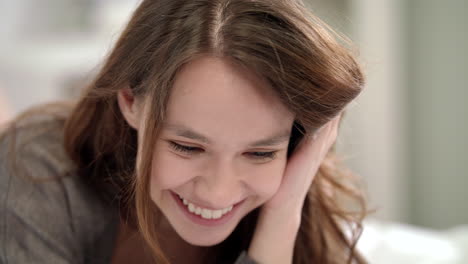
[0,0,367,263]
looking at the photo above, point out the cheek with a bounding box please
[246,159,287,200]
[150,147,196,190]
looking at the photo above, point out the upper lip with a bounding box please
[172,191,244,210]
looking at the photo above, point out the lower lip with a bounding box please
[170,191,242,227]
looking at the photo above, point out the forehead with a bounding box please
[163,56,294,144]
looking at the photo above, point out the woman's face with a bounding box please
[150,57,295,246]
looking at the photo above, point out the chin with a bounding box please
[178,229,232,246]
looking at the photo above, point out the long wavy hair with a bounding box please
[59,0,367,263]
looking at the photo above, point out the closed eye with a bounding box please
[169,141,203,154]
[168,141,277,160]
[246,151,277,160]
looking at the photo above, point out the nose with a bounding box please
[194,158,244,208]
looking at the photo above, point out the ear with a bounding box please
[117,88,142,130]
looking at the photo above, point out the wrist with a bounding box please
[248,209,301,264]
[259,201,304,225]
[258,207,302,230]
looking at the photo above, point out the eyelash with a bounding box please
[168,141,277,160]
[169,141,202,154]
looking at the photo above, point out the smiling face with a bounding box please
[143,56,295,246]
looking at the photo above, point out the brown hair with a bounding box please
[60,0,367,263]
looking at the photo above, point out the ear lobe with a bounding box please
[117,88,141,130]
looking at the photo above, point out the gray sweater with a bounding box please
[0,114,257,264]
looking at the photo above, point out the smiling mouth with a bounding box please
[175,194,233,220]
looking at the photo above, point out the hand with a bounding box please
[262,113,342,215]
[247,113,343,264]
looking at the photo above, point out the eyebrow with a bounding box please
[164,123,291,147]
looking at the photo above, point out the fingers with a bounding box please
[292,113,343,158]
[311,114,340,139]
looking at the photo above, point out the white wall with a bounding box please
[406,0,468,229]
[344,0,409,223]
[0,0,139,115]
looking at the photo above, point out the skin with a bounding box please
[248,112,341,263]
[117,56,341,263]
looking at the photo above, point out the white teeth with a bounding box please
[212,210,223,219]
[177,194,233,219]
[195,207,202,215]
[201,209,212,219]
[188,203,195,213]
[222,206,233,214]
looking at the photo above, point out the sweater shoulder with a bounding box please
[0,108,118,263]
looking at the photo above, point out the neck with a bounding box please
[111,220,153,264]
[156,214,212,264]
[112,217,213,264]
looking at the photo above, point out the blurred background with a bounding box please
[0,0,467,261]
